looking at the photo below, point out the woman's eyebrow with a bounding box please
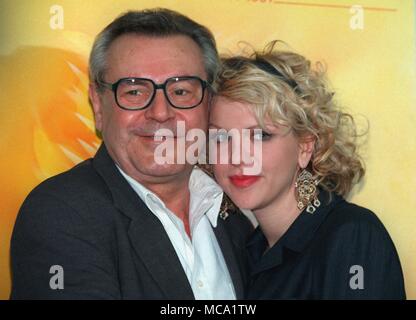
[208,123,263,130]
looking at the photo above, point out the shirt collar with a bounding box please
[116,165,223,229]
[188,166,223,228]
[246,190,344,275]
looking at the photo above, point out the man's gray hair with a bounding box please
[89,8,219,91]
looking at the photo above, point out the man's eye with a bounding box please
[173,89,189,96]
[253,130,272,141]
[126,89,142,96]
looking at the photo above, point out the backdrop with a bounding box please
[0,0,415,299]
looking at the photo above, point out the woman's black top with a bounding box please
[245,191,406,299]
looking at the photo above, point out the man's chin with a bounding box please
[138,162,192,178]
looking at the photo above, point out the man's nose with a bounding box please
[144,89,175,122]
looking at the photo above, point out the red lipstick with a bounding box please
[229,175,260,188]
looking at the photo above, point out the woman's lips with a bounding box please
[229,175,260,188]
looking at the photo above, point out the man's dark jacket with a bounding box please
[10,144,253,299]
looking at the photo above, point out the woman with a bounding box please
[209,42,406,299]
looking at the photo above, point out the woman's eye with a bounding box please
[211,132,229,143]
[253,130,272,141]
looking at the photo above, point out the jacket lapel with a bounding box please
[92,144,194,299]
[213,219,246,299]
[126,204,195,299]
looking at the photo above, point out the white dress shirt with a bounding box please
[117,165,236,300]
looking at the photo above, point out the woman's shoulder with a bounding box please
[319,197,393,247]
[327,199,382,226]
[310,196,405,299]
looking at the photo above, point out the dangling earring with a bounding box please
[295,169,321,214]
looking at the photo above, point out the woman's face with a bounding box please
[209,96,313,212]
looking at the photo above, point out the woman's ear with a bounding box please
[298,135,315,169]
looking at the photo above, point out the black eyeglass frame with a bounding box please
[97,76,210,111]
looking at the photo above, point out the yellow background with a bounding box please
[0,0,415,299]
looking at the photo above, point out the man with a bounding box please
[10,8,252,299]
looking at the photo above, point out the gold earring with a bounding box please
[295,169,321,214]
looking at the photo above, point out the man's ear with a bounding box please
[298,135,316,169]
[89,83,103,132]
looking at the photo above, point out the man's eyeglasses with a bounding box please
[98,76,210,110]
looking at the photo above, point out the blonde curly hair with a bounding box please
[214,41,365,197]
